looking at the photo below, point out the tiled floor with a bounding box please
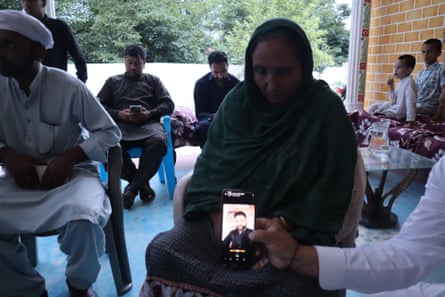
[32,147,444,297]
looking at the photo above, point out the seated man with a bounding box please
[0,11,121,297]
[192,50,239,147]
[416,38,445,116]
[98,44,175,209]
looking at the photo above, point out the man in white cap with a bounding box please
[0,10,121,297]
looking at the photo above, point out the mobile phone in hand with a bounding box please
[220,189,256,265]
[129,104,142,113]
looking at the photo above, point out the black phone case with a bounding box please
[220,189,256,265]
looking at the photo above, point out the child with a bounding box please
[432,34,445,122]
[416,38,445,116]
[368,54,417,122]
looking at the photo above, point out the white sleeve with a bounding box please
[388,89,396,105]
[76,85,121,162]
[405,78,417,121]
[316,157,445,293]
[363,282,445,297]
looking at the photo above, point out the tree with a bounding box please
[55,0,216,63]
[318,3,351,67]
[0,0,20,9]
[221,0,334,68]
[56,0,143,62]
[40,0,350,68]
[136,0,215,63]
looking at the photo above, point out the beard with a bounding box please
[0,53,35,78]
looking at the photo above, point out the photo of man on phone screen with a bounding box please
[222,211,253,251]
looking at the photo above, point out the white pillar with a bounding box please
[344,0,371,112]
[45,0,56,17]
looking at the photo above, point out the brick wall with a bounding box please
[365,0,445,108]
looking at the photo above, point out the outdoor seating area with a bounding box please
[2,0,444,294]
[28,146,444,297]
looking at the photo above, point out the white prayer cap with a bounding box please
[0,10,53,49]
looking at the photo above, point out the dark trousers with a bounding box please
[120,135,167,193]
[192,119,211,148]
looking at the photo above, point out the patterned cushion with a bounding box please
[349,110,445,161]
[170,106,198,148]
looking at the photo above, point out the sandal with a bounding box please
[122,185,137,209]
[140,184,156,203]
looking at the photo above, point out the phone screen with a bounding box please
[129,105,142,113]
[220,189,255,264]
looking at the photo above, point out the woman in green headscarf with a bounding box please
[141,18,357,297]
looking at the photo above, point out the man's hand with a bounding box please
[249,217,299,270]
[1,148,40,188]
[40,146,87,189]
[432,106,444,122]
[249,217,320,277]
[40,155,73,189]
[433,86,445,122]
[119,107,151,123]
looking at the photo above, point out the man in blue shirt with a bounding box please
[192,51,239,147]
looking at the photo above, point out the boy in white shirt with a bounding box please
[368,54,417,122]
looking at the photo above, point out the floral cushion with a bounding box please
[170,106,198,148]
[349,110,445,161]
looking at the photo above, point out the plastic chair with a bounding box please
[126,115,176,199]
[20,145,133,296]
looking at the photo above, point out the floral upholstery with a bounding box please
[170,106,198,148]
[349,110,445,161]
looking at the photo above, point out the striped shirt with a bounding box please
[416,62,445,116]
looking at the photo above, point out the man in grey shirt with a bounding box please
[98,44,175,209]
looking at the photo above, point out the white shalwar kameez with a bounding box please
[0,65,121,297]
[316,156,445,296]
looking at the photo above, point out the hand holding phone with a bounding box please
[220,189,256,266]
[129,104,142,113]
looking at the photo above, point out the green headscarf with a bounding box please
[184,18,357,246]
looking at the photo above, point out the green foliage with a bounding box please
[56,0,143,62]
[0,0,20,9]
[50,0,349,67]
[317,3,351,67]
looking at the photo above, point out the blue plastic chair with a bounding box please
[121,115,176,199]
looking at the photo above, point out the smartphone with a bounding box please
[129,104,142,113]
[220,189,256,265]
